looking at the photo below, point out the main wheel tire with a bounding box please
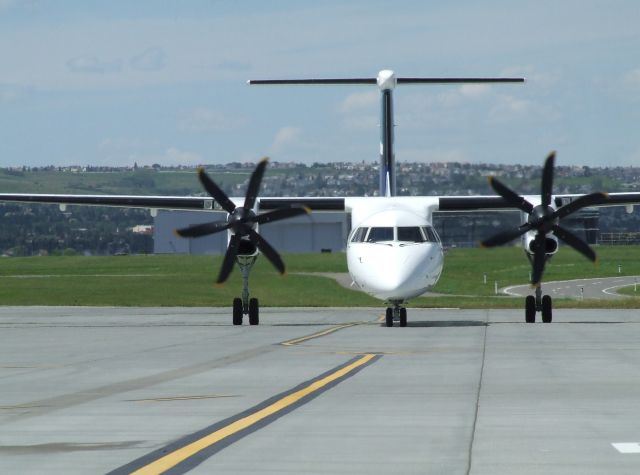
[249,297,259,325]
[232,298,243,325]
[399,307,407,327]
[525,295,536,323]
[385,307,393,327]
[541,295,552,323]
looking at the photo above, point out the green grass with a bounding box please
[1,246,640,307]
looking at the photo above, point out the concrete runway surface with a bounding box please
[2,306,640,474]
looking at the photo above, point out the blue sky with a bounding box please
[0,0,638,168]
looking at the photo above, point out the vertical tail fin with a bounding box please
[249,71,525,197]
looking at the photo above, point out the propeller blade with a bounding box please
[531,232,547,285]
[488,176,534,214]
[198,167,236,214]
[552,225,597,262]
[551,192,609,221]
[481,224,531,248]
[541,151,555,207]
[243,157,269,210]
[175,220,230,238]
[255,206,311,225]
[247,228,285,275]
[216,234,241,284]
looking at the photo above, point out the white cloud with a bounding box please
[0,0,19,12]
[623,68,640,90]
[178,108,247,133]
[338,90,378,131]
[339,90,378,113]
[0,83,33,102]
[488,95,560,123]
[341,114,378,131]
[67,55,122,74]
[98,137,156,153]
[130,47,166,72]
[97,138,201,166]
[500,66,560,89]
[271,126,302,152]
[460,84,491,97]
[162,147,202,165]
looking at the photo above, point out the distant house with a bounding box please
[131,225,154,235]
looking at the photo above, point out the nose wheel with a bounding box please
[525,287,552,323]
[385,305,407,327]
[231,255,260,326]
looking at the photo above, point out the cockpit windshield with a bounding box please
[397,227,426,243]
[351,225,441,244]
[367,227,394,242]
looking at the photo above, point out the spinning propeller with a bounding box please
[481,152,608,286]
[175,158,310,284]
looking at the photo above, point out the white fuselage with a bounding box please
[345,198,444,303]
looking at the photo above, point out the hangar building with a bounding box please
[153,208,599,254]
[154,210,349,254]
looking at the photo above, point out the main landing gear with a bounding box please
[232,255,260,326]
[525,285,552,323]
[385,303,407,327]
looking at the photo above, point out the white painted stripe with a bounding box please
[613,442,640,453]
[501,284,530,296]
[602,284,635,296]
[503,276,640,298]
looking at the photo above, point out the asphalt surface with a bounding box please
[504,275,640,300]
[2,306,640,474]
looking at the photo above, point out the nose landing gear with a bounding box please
[385,303,407,327]
[232,255,260,326]
[525,286,552,323]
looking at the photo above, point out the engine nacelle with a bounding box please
[237,237,258,256]
[523,233,558,256]
[227,229,259,257]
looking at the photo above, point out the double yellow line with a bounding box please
[115,353,379,475]
[280,322,363,346]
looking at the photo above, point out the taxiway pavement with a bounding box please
[2,306,640,474]
[504,275,640,300]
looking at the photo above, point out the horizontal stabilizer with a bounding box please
[249,77,525,85]
[397,77,525,84]
[248,78,376,85]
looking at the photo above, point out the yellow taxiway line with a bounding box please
[127,353,378,475]
[280,322,363,346]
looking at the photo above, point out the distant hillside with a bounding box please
[1,161,640,256]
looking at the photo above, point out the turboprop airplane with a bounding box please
[2,70,640,326]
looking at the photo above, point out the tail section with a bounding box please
[249,70,525,197]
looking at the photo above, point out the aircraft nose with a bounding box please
[370,249,424,292]
[375,263,414,292]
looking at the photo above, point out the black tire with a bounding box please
[399,307,407,327]
[541,295,552,323]
[249,298,259,325]
[385,307,393,327]
[525,295,536,323]
[232,297,243,326]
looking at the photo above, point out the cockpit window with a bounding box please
[367,227,394,242]
[423,226,441,243]
[397,227,426,243]
[351,225,440,244]
[351,227,368,243]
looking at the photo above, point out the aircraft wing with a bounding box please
[3,191,640,213]
[437,192,640,211]
[0,193,346,212]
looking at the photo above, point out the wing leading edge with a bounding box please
[0,193,346,212]
[438,193,640,212]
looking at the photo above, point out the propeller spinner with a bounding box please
[481,152,608,286]
[175,158,310,284]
